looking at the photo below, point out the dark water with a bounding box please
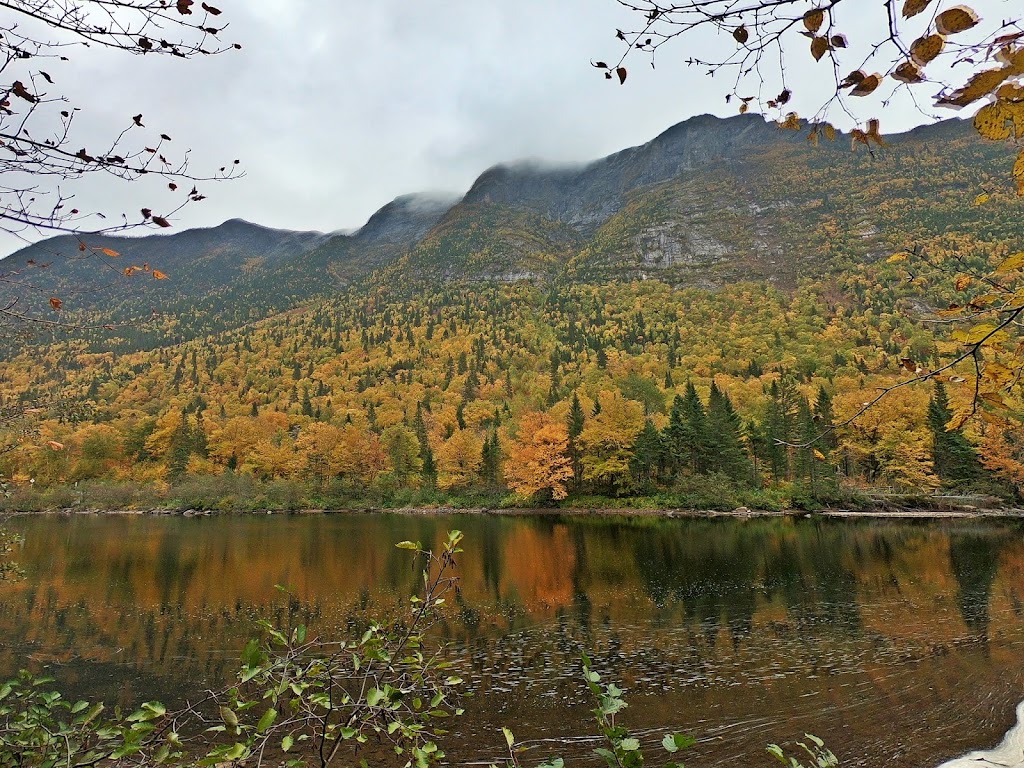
[1,513,1023,767]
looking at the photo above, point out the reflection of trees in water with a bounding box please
[632,521,760,643]
[631,521,864,638]
[949,533,1004,639]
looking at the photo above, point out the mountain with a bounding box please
[0,113,1018,351]
[0,113,1022,504]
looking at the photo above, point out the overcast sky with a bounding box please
[3,0,1015,254]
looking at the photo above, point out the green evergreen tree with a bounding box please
[927,381,982,486]
[706,382,750,484]
[629,420,663,488]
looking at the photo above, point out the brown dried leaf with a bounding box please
[935,6,980,35]
[152,270,169,280]
[616,67,627,84]
[152,216,171,228]
[811,36,828,62]
[48,297,62,311]
[902,0,933,18]
[892,61,924,84]
[733,25,749,44]
[803,9,825,34]
[850,73,881,97]
[910,34,945,66]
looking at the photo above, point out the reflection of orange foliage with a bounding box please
[503,525,576,611]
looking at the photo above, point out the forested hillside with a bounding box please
[0,114,1021,509]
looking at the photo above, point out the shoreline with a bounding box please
[7,504,1024,520]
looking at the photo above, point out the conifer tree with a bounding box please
[927,382,982,486]
[567,392,586,488]
[706,382,750,483]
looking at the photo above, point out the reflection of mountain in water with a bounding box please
[1,515,1023,768]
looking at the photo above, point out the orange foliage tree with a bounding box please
[504,412,574,501]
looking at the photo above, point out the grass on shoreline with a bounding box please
[1,473,1010,516]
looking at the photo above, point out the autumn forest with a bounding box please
[1,114,1022,511]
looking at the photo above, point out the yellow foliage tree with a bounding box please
[578,390,644,493]
[504,412,574,501]
[435,429,483,491]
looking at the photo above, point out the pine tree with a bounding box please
[567,392,586,488]
[629,420,663,487]
[706,382,750,483]
[927,382,982,486]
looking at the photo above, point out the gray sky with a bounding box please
[3,0,1015,253]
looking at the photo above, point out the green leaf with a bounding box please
[256,708,278,734]
[219,706,239,728]
[366,688,385,707]
[766,744,787,764]
[620,738,641,751]
[503,727,515,748]
[664,733,696,752]
[282,735,294,752]
[395,541,420,550]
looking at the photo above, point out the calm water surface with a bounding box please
[1,513,1022,767]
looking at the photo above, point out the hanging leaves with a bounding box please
[1015,149,1024,195]
[152,216,171,227]
[810,36,828,62]
[910,34,945,66]
[902,0,934,19]
[733,26,749,44]
[892,61,924,84]
[616,66,627,84]
[850,73,882,97]
[803,9,825,34]
[995,252,1024,273]
[935,6,980,36]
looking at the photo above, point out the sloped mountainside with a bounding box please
[0,113,1017,351]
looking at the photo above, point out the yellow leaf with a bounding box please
[887,251,910,263]
[994,252,1024,273]
[910,34,945,66]
[973,193,990,205]
[813,449,827,461]
[803,9,825,34]
[902,0,933,18]
[152,269,169,280]
[778,112,801,130]
[49,296,62,311]
[823,123,837,141]
[954,274,972,291]
[935,6,980,36]
[979,391,1005,408]
[973,102,1012,139]
[46,440,64,451]
[95,247,121,257]
[941,68,1010,108]
[953,323,1008,345]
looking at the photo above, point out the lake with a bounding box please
[1,513,1022,767]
